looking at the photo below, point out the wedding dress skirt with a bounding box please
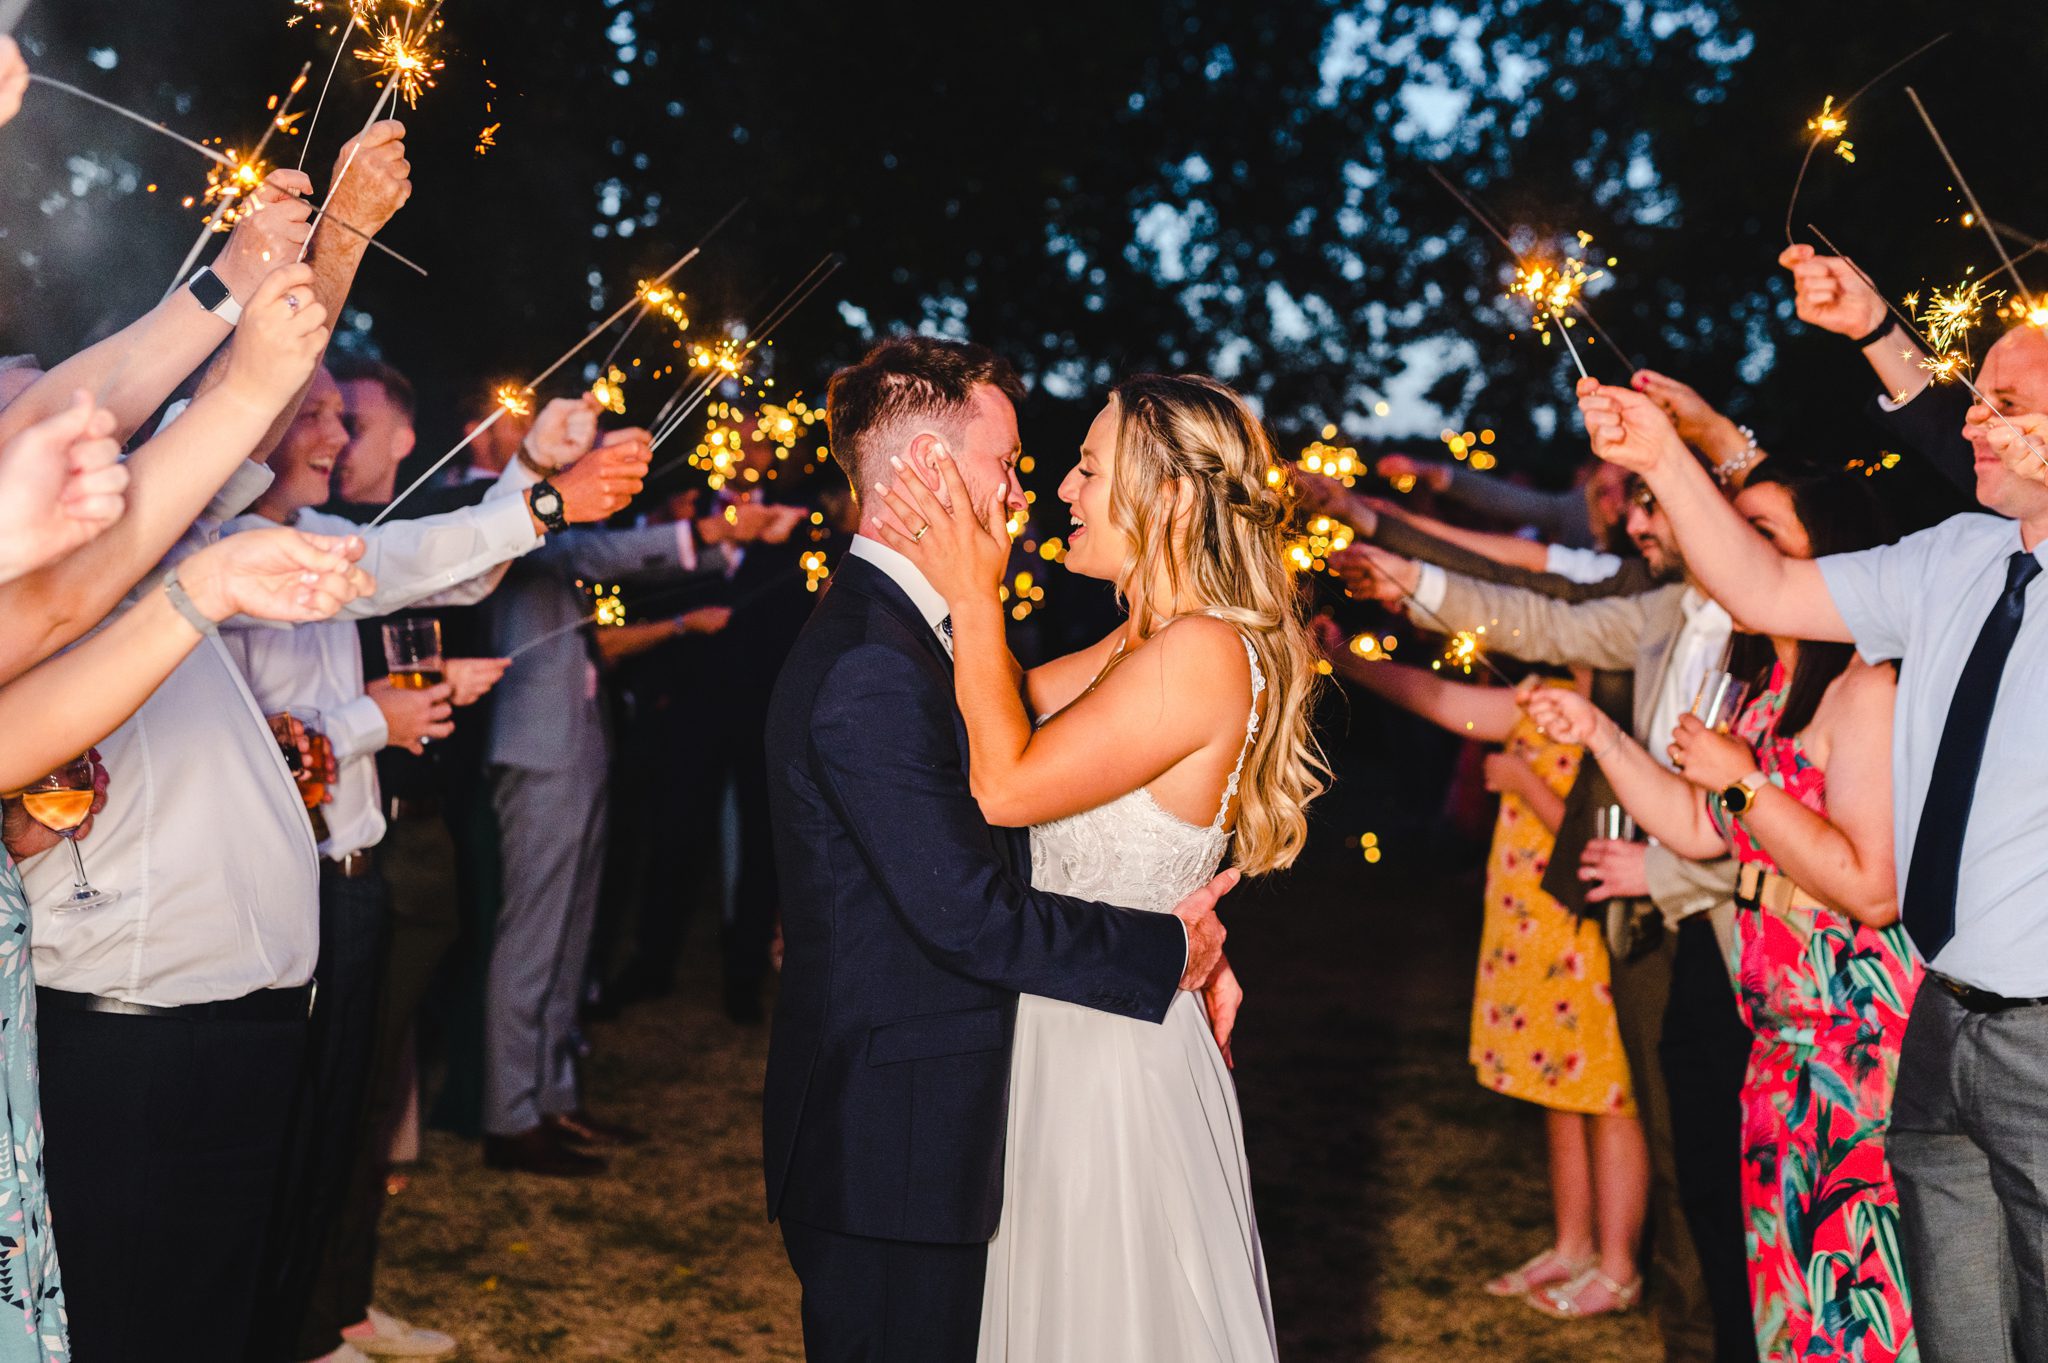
[978,641,1277,1361]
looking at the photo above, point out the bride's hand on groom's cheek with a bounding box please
[870,447,1013,606]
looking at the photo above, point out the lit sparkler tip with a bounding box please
[353,16,443,107]
[494,383,535,417]
[591,366,628,416]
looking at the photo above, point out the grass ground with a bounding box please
[379,842,1662,1361]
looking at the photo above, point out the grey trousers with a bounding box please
[1889,983,2048,1363]
[484,761,609,1135]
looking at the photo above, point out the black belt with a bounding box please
[1928,971,2048,1015]
[323,849,375,879]
[36,983,316,1021]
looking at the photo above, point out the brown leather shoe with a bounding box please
[545,1109,647,1148]
[483,1124,608,1177]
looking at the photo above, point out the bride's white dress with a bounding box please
[977,633,1278,1362]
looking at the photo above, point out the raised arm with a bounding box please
[1316,628,1521,742]
[1519,682,1724,860]
[0,268,330,681]
[812,642,1193,1016]
[1577,379,1852,642]
[0,527,370,789]
[0,172,314,447]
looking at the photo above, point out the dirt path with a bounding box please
[379,840,1661,1361]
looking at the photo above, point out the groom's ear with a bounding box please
[905,432,947,490]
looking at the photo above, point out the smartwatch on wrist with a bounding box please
[186,267,243,326]
[1721,770,1770,816]
[1849,316,1893,350]
[528,479,569,534]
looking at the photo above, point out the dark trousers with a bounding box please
[779,1218,987,1362]
[39,997,306,1363]
[721,723,780,996]
[251,865,390,1362]
[1659,915,1758,1363]
[298,816,461,1358]
[1889,982,2048,1363]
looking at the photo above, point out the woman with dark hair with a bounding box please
[1525,466,1921,1362]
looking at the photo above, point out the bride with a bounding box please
[871,372,1326,1362]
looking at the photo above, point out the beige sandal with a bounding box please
[1482,1247,1593,1298]
[1526,1266,1643,1319]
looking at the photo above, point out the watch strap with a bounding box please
[1849,316,1893,349]
[529,478,569,533]
[162,567,219,635]
[186,267,243,327]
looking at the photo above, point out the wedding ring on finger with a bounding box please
[912,524,930,543]
[283,293,301,312]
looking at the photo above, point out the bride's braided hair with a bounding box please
[1102,374,1328,875]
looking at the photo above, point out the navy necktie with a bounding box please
[1901,548,2042,960]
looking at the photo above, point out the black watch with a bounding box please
[528,479,569,533]
[1721,772,1767,816]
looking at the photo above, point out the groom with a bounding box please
[763,335,1236,1360]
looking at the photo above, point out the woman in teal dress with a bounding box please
[0,852,63,1361]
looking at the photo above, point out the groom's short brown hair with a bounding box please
[826,336,1026,502]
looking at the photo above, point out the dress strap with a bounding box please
[1212,632,1265,833]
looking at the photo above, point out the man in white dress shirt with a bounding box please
[218,372,651,1363]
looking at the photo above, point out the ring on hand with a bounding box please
[911,524,930,543]
[283,293,301,312]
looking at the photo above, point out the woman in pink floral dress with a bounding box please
[1526,467,1917,1360]
[1319,632,1646,1315]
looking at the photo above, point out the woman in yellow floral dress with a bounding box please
[1318,639,1647,1316]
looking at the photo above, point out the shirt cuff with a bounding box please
[476,486,546,555]
[486,458,543,501]
[1412,562,1449,613]
[675,519,699,572]
[327,692,390,763]
[1177,914,1190,985]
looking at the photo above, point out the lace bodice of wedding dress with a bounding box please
[1028,631,1264,914]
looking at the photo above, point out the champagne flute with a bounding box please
[1594,802,1638,844]
[18,757,118,910]
[1690,670,1752,735]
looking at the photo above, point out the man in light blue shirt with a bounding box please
[1573,335,2048,1363]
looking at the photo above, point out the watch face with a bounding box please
[189,268,231,312]
[535,489,561,514]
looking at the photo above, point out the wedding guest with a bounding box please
[1339,491,1755,1358]
[1524,464,1916,1361]
[478,431,801,1176]
[10,124,410,1363]
[1777,244,1980,511]
[1317,637,1648,1317]
[1576,371,2048,1361]
[222,373,648,1362]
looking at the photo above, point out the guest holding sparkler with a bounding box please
[1576,373,2048,1362]
[1317,636,1648,1319]
[1336,484,1755,1359]
[218,370,649,1363]
[477,422,801,1177]
[1522,464,1917,1363]
[1375,449,1633,555]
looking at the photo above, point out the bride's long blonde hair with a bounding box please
[1101,373,1328,875]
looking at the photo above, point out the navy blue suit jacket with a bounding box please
[761,555,1187,1244]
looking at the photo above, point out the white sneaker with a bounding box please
[344,1306,459,1359]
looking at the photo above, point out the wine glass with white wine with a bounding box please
[16,757,118,910]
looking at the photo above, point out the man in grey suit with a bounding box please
[481,423,804,1175]
[1340,483,1756,1363]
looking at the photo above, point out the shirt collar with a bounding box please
[848,534,950,634]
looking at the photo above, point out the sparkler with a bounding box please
[1509,238,1602,381]
[1806,224,2048,471]
[645,252,847,479]
[1425,168,1634,370]
[298,0,441,265]
[595,278,693,373]
[1781,32,1949,246]
[372,219,740,526]
[1913,275,2000,356]
[1904,86,2041,326]
[295,0,379,171]
[26,74,237,168]
[590,366,628,416]
[162,64,313,301]
[504,584,628,659]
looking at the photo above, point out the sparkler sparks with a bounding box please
[590,583,626,628]
[494,384,534,418]
[590,366,628,416]
[1509,241,1602,380]
[1298,428,1363,486]
[1433,628,1490,676]
[1914,275,2001,356]
[1806,96,1854,162]
[801,550,831,593]
[353,14,443,107]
